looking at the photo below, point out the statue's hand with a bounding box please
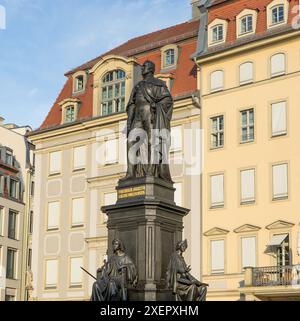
[186,265,191,273]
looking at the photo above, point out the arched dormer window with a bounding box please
[237,9,257,38]
[101,69,126,116]
[208,19,228,46]
[165,49,175,67]
[267,0,288,28]
[241,15,253,34]
[72,71,87,93]
[272,5,285,24]
[75,75,84,92]
[212,25,224,43]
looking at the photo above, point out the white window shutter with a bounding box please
[211,174,224,207]
[272,101,287,136]
[70,257,83,285]
[273,164,288,199]
[174,182,182,206]
[240,62,253,84]
[271,53,285,76]
[49,151,61,174]
[73,146,86,169]
[242,237,256,268]
[105,139,118,164]
[211,240,225,273]
[47,201,60,230]
[46,260,58,287]
[210,71,224,91]
[171,126,182,152]
[72,198,84,226]
[241,169,255,202]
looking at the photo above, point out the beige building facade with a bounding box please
[29,9,202,300]
[0,119,35,301]
[196,0,300,301]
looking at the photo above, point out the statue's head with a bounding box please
[112,238,125,252]
[176,239,188,252]
[142,60,155,77]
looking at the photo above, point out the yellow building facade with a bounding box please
[196,0,300,301]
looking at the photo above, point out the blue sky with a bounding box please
[0,0,191,129]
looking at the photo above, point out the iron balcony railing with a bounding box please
[252,265,300,287]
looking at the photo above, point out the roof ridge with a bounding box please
[65,19,199,76]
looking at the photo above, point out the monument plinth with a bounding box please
[102,177,190,301]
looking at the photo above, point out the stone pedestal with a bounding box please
[102,176,190,301]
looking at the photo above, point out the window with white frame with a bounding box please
[0,206,3,236]
[164,49,175,67]
[5,149,13,166]
[210,174,224,208]
[70,257,83,287]
[8,210,18,240]
[0,175,4,195]
[240,15,253,34]
[9,178,19,199]
[45,259,58,289]
[212,25,224,43]
[210,70,224,92]
[241,236,256,269]
[71,198,85,227]
[271,101,287,136]
[211,115,224,149]
[75,75,84,92]
[271,53,286,77]
[103,192,117,222]
[174,182,182,207]
[211,240,225,274]
[272,5,285,24]
[241,169,255,204]
[170,126,182,152]
[240,62,253,84]
[102,70,126,116]
[47,201,60,230]
[6,248,17,279]
[65,105,76,123]
[73,146,86,170]
[272,163,288,200]
[105,139,118,165]
[49,151,61,175]
[241,109,254,142]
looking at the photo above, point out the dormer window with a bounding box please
[6,149,13,166]
[65,106,75,123]
[241,15,253,34]
[72,72,87,94]
[59,98,80,124]
[75,76,84,92]
[212,25,223,43]
[272,5,284,24]
[165,49,175,66]
[101,69,126,116]
[161,45,178,69]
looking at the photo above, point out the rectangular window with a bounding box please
[28,249,32,269]
[211,240,225,274]
[241,237,256,269]
[272,163,288,200]
[0,206,3,236]
[174,182,182,207]
[45,259,58,289]
[211,116,224,149]
[29,211,33,234]
[103,192,117,222]
[241,109,254,142]
[49,151,61,175]
[0,174,5,195]
[9,179,19,199]
[105,139,118,165]
[47,201,60,230]
[8,210,17,239]
[6,150,13,166]
[272,101,287,136]
[241,15,253,34]
[170,126,182,152]
[73,146,86,170]
[65,106,75,123]
[272,6,284,24]
[212,25,223,42]
[6,249,16,279]
[210,174,224,208]
[70,257,83,287]
[72,198,85,227]
[241,169,255,204]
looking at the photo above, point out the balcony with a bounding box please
[240,266,300,301]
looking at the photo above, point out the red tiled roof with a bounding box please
[40,19,200,130]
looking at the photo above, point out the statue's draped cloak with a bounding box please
[126,76,173,181]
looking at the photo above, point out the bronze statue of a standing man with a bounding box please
[123,60,173,182]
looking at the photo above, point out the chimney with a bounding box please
[191,0,200,19]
